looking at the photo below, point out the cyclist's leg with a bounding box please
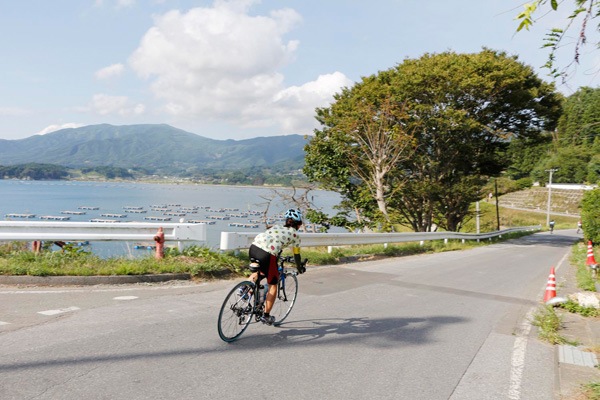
[265,282,278,312]
[264,254,279,315]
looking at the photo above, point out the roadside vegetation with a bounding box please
[533,238,600,345]
[0,207,540,278]
[1,183,597,279]
[532,305,575,345]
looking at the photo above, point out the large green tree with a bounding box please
[304,49,561,232]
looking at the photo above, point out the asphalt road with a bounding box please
[0,230,580,399]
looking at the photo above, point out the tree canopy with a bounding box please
[304,49,562,232]
[557,86,600,146]
[505,86,600,184]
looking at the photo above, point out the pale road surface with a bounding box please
[0,231,579,400]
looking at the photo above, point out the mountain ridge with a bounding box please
[0,124,308,173]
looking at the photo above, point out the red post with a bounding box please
[32,241,42,253]
[154,227,165,259]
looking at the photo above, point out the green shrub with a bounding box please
[515,177,533,190]
[482,177,519,196]
[581,188,600,244]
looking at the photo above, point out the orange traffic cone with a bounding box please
[586,241,598,266]
[543,267,557,303]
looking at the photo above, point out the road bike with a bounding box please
[217,256,305,342]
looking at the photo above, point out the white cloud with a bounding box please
[242,72,353,132]
[95,63,125,80]
[36,123,83,135]
[89,94,145,116]
[128,0,351,135]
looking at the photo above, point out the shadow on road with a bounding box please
[267,315,468,346]
[0,315,468,372]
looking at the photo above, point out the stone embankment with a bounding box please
[497,188,584,216]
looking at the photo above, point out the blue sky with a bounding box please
[1,0,598,141]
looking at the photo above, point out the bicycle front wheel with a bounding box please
[218,281,255,342]
[270,272,298,326]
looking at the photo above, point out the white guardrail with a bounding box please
[0,221,540,252]
[220,225,542,252]
[0,221,207,243]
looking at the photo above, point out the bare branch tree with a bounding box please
[341,98,416,222]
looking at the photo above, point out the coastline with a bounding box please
[10,176,311,191]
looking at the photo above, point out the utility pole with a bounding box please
[545,169,558,227]
[476,201,480,234]
[494,179,500,231]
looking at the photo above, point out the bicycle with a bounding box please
[217,256,306,342]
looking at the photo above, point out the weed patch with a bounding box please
[532,306,572,345]
[560,299,600,318]
[582,381,600,400]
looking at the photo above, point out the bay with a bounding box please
[0,180,342,257]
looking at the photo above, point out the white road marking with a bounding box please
[508,310,533,400]
[37,306,80,316]
[0,321,11,325]
[113,296,138,300]
[0,283,205,295]
[508,251,570,399]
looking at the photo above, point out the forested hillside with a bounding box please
[0,124,307,174]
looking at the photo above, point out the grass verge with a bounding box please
[0,230,535,278]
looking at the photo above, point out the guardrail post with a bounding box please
[154,227,165,259]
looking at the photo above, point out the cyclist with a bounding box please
[247,208,306,325]
[549,219,555,234]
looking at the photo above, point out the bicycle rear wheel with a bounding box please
[270,272,298,326]
[218,281,255,342]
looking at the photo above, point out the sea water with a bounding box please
[0,180,342,257]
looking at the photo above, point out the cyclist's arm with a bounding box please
[293,246,302,268]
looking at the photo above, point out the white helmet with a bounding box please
[284,208,302,222]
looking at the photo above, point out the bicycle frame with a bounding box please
[253,258,296,318]
[218,256,302,341]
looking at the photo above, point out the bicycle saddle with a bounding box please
[248,258,260,272]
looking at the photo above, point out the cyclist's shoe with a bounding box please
[260,315,275,326]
